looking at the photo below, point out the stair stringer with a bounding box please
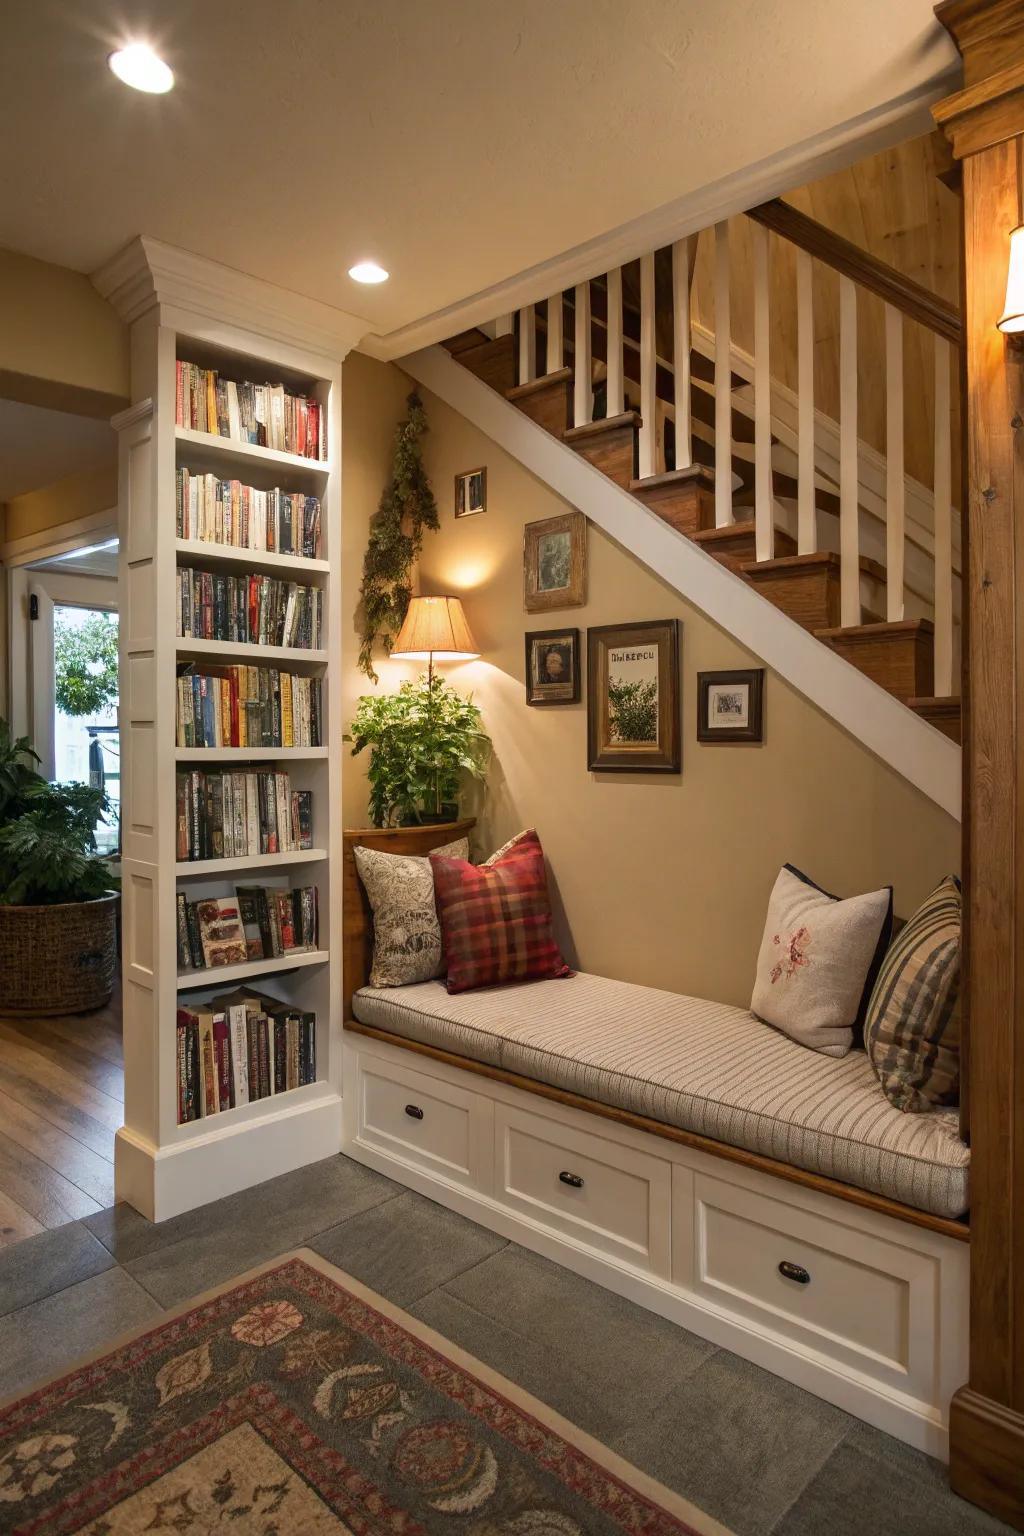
[401,344,961,822]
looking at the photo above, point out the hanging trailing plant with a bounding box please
[358,391,440,681]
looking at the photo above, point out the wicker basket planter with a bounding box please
[0,893,118,1015]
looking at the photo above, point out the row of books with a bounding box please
[177,988,317,1122]
[176,567,323,650]
[177,886,320,971]
[176,769,312,862]
[176,665,323,749]
[175,361,326,461]
[176,470,322,559]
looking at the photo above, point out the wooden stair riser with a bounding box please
[457,334,516,394]
[695,523,797,573]
[631,471,716,538]
[506,369,573,436]
[564,413,639,489]
[817,622,935,701]
[909,696,962,744]
[743,554,841,632]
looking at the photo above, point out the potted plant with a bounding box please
[0,720,119,1015]
[347,674,490,828]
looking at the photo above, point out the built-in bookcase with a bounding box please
[102,243,362,1221]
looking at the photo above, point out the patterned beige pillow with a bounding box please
[355,837,469,988]
[751,864,893,1057]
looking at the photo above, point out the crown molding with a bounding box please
[92,237,370,362]
[361,76,957,361]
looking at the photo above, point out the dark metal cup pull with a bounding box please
[778,1260,810,1285]
[559,1170,584,1189]
[404,1104,424,1120]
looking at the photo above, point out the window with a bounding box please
[53,604,120,856]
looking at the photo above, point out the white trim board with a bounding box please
[402,344,961,822]
[362,80,954,362]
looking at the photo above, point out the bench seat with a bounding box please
[352,971,970,1220]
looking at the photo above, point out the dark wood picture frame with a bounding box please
[524,511,586,612]
[587,619,681,772]
[697,669,765,743]
[525,628,581,706]
[455,466,486,518]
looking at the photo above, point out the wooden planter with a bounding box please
[0,893,118,1015]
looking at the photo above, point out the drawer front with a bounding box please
[684,1171,939,1396]
[496,1104,671,1275]
[357,1054,486,1189]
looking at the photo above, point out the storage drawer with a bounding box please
[355,1052,488,1190]
[684,1170,942,1397]
[495,1104,671,1275]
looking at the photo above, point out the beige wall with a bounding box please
[3,463,118,546]
[0,247,128,419]
[341,353,960,1008]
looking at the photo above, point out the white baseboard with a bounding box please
[114,1090,344,1223]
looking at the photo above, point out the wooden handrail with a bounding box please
[747,198,963,347]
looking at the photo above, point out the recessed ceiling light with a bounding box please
[348,261,389,285]
[108,44,174,94]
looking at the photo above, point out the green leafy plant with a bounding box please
[0,719,117,905]
[54,609,118,718]
[358,393,440,682]
[608,677,658,743]
[347,675,490,828]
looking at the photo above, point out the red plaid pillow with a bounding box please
[430,829,572,993]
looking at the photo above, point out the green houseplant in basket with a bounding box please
[0,719,119,1015]
[347,675,490,828]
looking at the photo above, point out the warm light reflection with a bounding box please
[999,224,1024,334]
[441,555,499,591]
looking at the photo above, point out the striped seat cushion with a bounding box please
[353,971,970,1219]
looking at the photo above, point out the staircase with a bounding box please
[438,198,963,747]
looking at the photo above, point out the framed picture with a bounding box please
[524,511,586,612]
[455,466,486,518]
[587,619,681,772]
[525,628,580,706]
[697,669,765,743]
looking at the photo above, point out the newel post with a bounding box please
[934,1,1024,1526]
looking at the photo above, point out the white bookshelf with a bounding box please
[101,237,365,1222]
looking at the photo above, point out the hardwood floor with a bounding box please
[0,988,122,1248]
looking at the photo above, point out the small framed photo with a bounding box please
[455,466,486,518]
[587,619,681,773]
[524,511,586,612]
[525,628,580,706]
[697,669,765,743]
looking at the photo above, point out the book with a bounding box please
[176,665,322,749]
[174,986,318,1124]
[176,470,323,559]
[195,897,248,968]
[175,769,311,861]
[176,567,322,650]
[175,361,326,460]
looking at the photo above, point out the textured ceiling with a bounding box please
[0,0,958,341]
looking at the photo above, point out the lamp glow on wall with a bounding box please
[999,139,1024,338]
[389,595,479,684]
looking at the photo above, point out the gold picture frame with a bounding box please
[523,512,586,612]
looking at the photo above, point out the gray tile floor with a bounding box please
[0,1153,1010,1536]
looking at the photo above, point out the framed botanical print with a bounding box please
[525,628,580,706]
[524,512,586,612]
[697,669,765,743]
[587,619,681,772]
[455,466,486,517]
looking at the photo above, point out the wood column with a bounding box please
[934,2,1024,1527]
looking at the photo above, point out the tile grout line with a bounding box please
[763,1419,858,1536]
[401,1238,512,1310]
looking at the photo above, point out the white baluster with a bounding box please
[839,276,860,627]
[574,281,592,428]
[797,250,817,554]
[933,336,954,696]
[518,305,536,385]
[752,222,774,561]
[494,314,513,337]
[714,222,733,528]
[885,305,906,622]
[606,267,624,418]
[546,293,564,376]
[639,251,658,479]
[673,237,696,471]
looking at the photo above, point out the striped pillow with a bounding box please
[864,875,961,1112]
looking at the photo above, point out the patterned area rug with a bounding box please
[0,1250,731,1535]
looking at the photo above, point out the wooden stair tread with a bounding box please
[740,551,886,580]
[506,368,573,402]
[443,328,492,356]
[908,694,961,712]
[815,618,934,642]
[629,465,715,494]
[563,410,641,445]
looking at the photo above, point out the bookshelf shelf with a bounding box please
[175,425,331,478]
[176,848,327,878]
[175,638,327,667]
[174,539,329,577]
[176,949,330,991]
[174,746,328,762]
[170,1078,339,1145]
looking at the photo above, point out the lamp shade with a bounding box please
[390,595,479,661]
[999,224,1024,333]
